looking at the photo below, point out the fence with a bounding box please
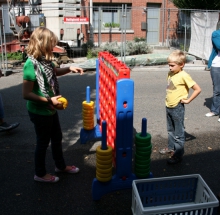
[0,5,220,69]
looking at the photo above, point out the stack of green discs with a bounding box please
[135,132,152,178]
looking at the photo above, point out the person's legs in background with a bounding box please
[211,67,220,114]
[0,93,19,131]
[206,66,220,117]
[0,93,4,124]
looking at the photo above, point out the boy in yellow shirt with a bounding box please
[160,50,201,164]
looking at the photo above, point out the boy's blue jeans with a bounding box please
[28,111,66,177]
[166,103,185,158]
[0,94,4,119]
[210,66,220,115]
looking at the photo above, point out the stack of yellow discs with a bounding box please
[96,145,113,182]
[82,101,94,130]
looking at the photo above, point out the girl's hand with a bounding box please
[51,95,62,106]
[69,66,84,75]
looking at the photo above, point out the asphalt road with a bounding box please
[1,64,220,215]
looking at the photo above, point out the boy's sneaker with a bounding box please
[0,122,13,131]
[159,148,174,155]
[205,112,217,117]
[167,155,182,164]
[218,118,220,123]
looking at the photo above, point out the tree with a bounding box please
[170,0,220,10]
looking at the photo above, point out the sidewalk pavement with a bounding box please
[132,60,207,72]
[9,58,207,74]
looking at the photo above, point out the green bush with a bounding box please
[0,52,23,60]
[86,47,101,59]
[104,22,120,28]
[84,40,152,59]
[133,37,146,42]
[102,41,121,56]
[98,41,152,57]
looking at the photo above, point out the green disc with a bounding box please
[135,133,151,143]
[136,149,152,158]
[135,165,150,173]
[135,171,150,179]
[135,153,151,161]
[135,157,151,166]
[135,140,151,147]
[136,144,152,152]
[136,150,151,158]
[135,162,151,169]
[136,144,152,151]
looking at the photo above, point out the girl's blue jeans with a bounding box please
[28,111,66,177]
[210,66,220,115]
[166,103,185,158]
[0,94,4,119]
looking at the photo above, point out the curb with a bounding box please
[131,64,207,72]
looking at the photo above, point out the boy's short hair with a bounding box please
[167,50,186,65]
[26,27,58,60]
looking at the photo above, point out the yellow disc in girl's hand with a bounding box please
[56,97,68,110]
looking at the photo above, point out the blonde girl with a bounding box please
[23,27,83,183]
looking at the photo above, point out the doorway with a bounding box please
[146,3,161,45]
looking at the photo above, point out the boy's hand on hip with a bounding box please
[181,99,190,104]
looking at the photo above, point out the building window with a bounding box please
[93,5,131,30]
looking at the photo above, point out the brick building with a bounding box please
[82,0,178,45]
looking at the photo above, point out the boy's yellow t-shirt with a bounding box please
[166,70,196,108]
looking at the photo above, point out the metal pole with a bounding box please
[89,2,93,43]
[202,11,208,61]
[144,8,147,43]
[167,9,170,47]
[162,0,165,46]
[120,5,124,61]
[184,20,186,52]
[123,4,127,63]
[0,22,3,71]
[2,6,8,70]
[98,7,101,47]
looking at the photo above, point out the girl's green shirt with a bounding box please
[23,58,57,115]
